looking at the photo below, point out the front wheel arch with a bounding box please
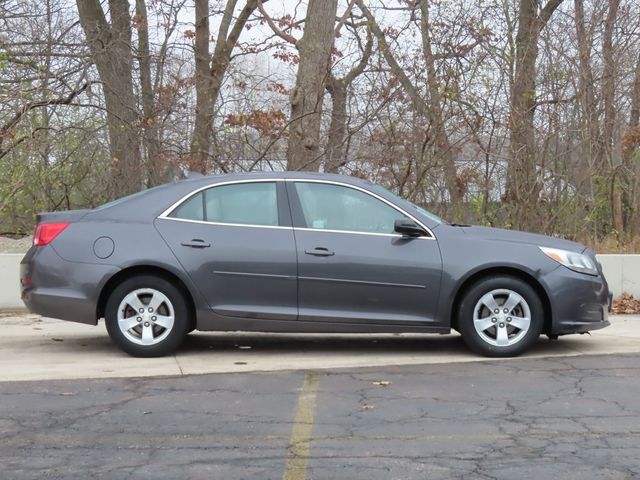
[450,267,552,335]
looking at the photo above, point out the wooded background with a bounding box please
[1,0,639,251]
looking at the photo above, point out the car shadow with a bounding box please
[176,331,588,358]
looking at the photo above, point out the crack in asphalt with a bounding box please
[1,354,640,479]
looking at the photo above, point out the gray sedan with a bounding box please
[20,172,611,357]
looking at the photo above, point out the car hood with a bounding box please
[455,225,586,253]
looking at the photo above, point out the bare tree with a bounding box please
[135,0,162,186]
[325,23,372,173]
[506,0,564,229]
[258,0,339,170]
[76,0,143,196]
[190,0,259,173]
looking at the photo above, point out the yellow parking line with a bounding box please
[282,372,320,480]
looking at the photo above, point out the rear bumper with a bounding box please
[20,246,118,325]
[542,266,611,335]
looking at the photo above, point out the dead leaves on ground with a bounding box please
[612,292,640,314]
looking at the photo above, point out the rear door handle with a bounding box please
[181,239,211,248]
[304,247,334,257]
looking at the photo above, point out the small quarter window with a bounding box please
[170,192,204,221]
[171,182,279,226]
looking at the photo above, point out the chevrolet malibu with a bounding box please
[20,172,611,357]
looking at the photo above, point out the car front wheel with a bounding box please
[457,275,544,357]
[105,275,191,357]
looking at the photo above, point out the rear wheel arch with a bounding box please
[97,265,196,330]
[450,267,552,335]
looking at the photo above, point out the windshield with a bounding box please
[369,183,445,225]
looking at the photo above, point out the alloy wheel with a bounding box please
[117,288,175,346]
[472,288,532,347]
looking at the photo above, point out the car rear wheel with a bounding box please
[457,276,543,357]
[105,275,191,357]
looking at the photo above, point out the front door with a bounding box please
[287,181,443,326]
[155,180,297,320]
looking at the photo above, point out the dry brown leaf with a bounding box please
[612,292,640,314]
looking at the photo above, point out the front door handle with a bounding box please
[304,247,334,257]
[181,239,211,248]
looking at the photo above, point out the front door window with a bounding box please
[293,182,406,234]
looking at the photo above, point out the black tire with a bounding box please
[105,275,191,357]
[457,275,544,357]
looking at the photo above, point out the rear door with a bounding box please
[155,180,298,320]
[287,180,443,326]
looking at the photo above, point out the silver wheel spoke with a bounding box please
[147,292,164,312]
[475,317,495,332]
[496,325,509,346]
[141,324,155,345]
[120,316,139,331]
[480,293,500,312]
[154,314,174,330]
[509,316,530,331]
[123,292,145,313]
[502,292,522,314]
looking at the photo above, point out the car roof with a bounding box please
[87,171,376,223]
[179,171,372,188]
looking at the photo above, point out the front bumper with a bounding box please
[542,266,611,335]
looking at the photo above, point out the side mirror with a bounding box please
[394,219,426,237]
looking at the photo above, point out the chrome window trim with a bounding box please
[156,177,436,240]
[293,227,422,239]
[157,178,282,226]
[286,178,435,240]
[158,216,293,230]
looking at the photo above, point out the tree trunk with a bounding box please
[419,0,463,207]
[190,0,213,173]
[76,0,142,197]
[506,0,563,230]
[324,27,371,173]
[286,0,338,171]
[574,0,600,174]
[602,0,622,235]
[190,0,258,173]
[135,0,162,186]
[325,77,348,173]
[622,54,640,236]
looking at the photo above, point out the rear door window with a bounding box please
[170,182,279,226]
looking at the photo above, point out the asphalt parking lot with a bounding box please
[1,314,640,479]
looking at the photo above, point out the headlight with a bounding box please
[539,247,598,276]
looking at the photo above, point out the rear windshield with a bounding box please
[94,184,170,210]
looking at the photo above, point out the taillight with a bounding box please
[33,222,70,246]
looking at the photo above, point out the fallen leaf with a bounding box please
[612,292,640,314]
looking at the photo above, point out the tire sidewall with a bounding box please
[458,276,544,357]
[105,275,190,357]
